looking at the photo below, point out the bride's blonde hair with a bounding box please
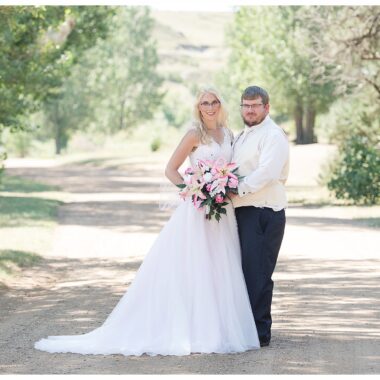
[192,86,232,144]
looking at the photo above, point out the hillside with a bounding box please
[151,11,234,96]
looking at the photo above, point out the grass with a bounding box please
[0,249,42,277]
[0,196,61,228]
[0,174,61,286]
[0,174,59,193]
[352,217,380,229]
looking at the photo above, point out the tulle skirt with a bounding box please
[34,199,260,356]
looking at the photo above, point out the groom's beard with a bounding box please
[242,114,266,127]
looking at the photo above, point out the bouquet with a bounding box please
[177,158,242,222]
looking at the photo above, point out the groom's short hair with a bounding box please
[241,86,269,105]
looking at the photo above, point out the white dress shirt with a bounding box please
[232,115,289,211]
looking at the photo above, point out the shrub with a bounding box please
[150,137,162,152]
[326,135,380,205]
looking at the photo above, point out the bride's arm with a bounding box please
[165,130,200,186]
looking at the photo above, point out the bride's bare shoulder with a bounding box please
[182,126,201,151]
[185,128,200,140]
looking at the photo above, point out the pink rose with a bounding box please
[215,194,224,203]
[206,184,212,192]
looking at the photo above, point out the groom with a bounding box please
[231,85,289,347]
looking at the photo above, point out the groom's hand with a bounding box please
[226,191,237,199]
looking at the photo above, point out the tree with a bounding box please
[220,6,337,143]
[0,6,115,134]
[300,6,380,204]
[0,6,51,130]
[31,7,163,154]
[84,7,163,134]
[305,6,380,99]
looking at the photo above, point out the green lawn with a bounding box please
[0,174,61,285]
[0,249,42,277]
[0,196,60,228]
[352,217,380,229]
[0,174,59,193]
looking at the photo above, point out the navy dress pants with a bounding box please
[235,206,286,343]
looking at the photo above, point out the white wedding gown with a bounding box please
[34,129,260,356]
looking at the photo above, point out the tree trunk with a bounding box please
[54,102,62,155]
[294,102,304,144]
[53,102,68,154]
[119,95,128,130]
[119,100,125,130]
[55,132,61,155]
[305,105,316,144]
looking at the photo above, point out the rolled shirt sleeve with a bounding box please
[238,130,289,196]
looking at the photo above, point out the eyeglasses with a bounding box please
[200,100,220,109]
[240,103,264,110]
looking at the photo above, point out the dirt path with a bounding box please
[1,147,379,374]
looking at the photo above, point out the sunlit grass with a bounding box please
[0,174,59,193]
[0,174,61,229]
[286,183,332,207]
[0,249,42,277]
[352,217,380,229]
[0,196,61,228]
[0,174,61,286]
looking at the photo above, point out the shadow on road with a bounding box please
[0,254,379,374]
[1,156,379,374]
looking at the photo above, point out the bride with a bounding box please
[34,87,260,356]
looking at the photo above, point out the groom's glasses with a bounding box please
[240,103,264,110]
[200,100,220,109]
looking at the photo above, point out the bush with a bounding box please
[320,90,380,146]
[326,135,380,205]
[150,137,162,152]
[6,130,33,157]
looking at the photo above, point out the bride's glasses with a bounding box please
[200,100,220,109]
